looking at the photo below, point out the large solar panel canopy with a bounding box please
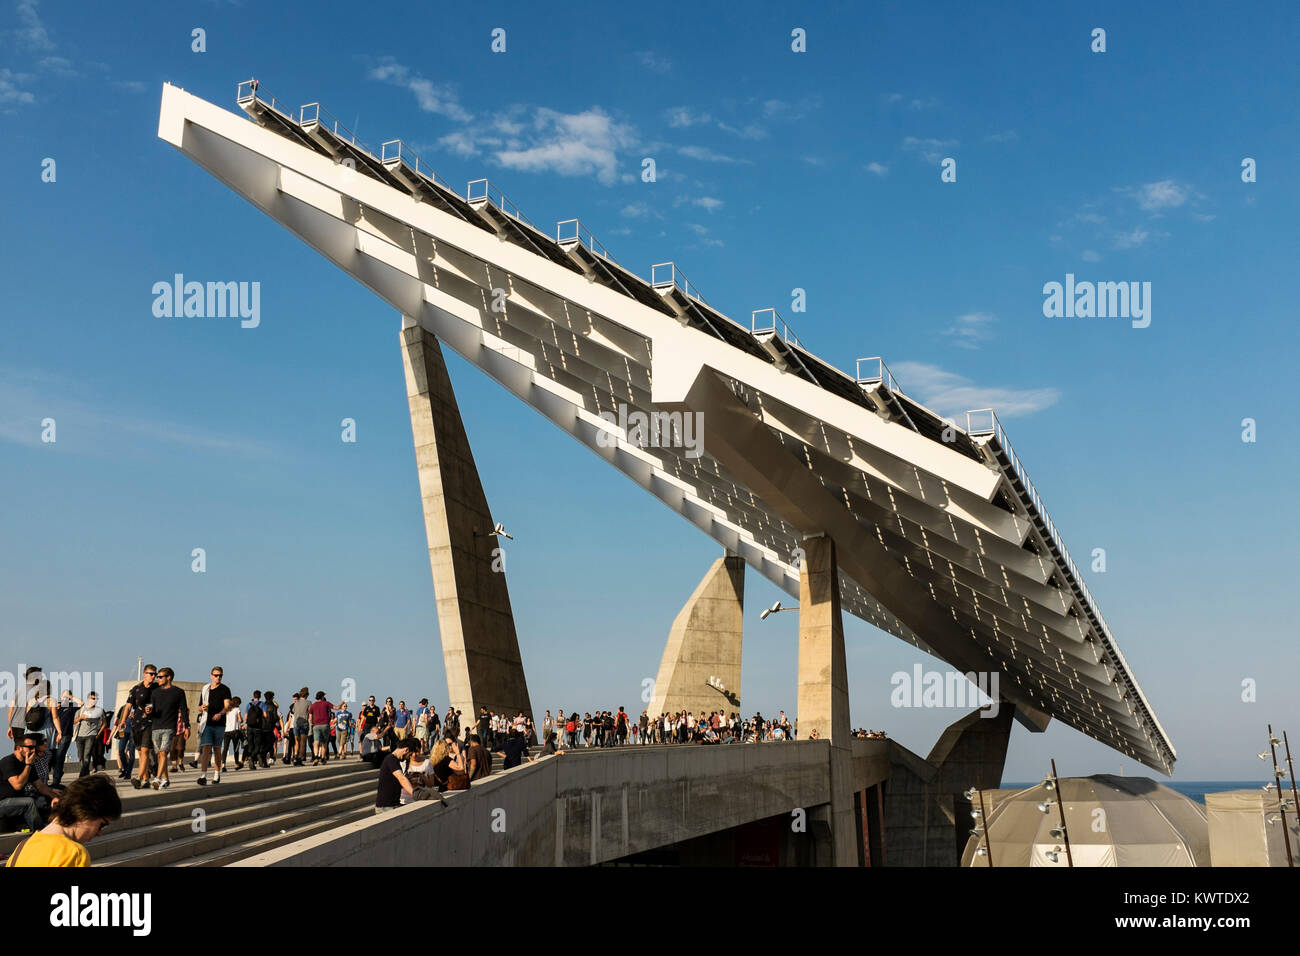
[157,80,1176,773]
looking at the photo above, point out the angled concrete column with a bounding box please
[648,553,744,718]
[400,317,532,723]
[797,535,857,865]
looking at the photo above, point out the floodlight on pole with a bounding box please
[760,600,798,621]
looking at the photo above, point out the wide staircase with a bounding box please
[0,758,377,867]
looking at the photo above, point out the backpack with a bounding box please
[24,700,48,731]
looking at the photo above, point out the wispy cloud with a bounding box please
[1130,179,1189,212]
[0,369,274,457]
[16,0,53,50]
[941,312,996,350]
[864,161,889,177]
[890,362,1060,421]
[881,92,938,110]
[494,107,636,185]
[677,144,746,164]
[687,223,724,247]
[761,95,821,121]
[676,195,723,213]
[902,136,958,164]
[665,106,710,128]
[1112,227,1150,250]
[369,58,472,123]
[0,69,35,109]
[984,129,1019,144]
[636,50,672,74]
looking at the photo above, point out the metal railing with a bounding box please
[855,356,902,393]
[466,179,535,229]
[235,79,295,121]
[964,407,1146,736]
[555,219,616,263]
[299,103,368,152]
[380,140,457,194]
[651,262,706,303]
[751,309,802,347]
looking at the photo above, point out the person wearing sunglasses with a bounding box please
[4,774,121,867]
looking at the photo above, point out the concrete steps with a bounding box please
[1,758,379,867]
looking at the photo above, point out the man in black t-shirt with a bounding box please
[126,665,158,790]
[375,739,415,812]
[144,668,189,790]
[360,697,380,736]
[0,733,49,831]
[197,666,232,786]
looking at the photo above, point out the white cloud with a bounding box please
[865,162,888,177]
[716,121,766,141]
[677,144,744,164]
[941,312,996,350]
[621,202,651,218]
[691,196,723,212]
[1081,249,1101,262]
[1133,180,1188,212]
[665,106,711,128]
[438,130,479,157]
[493,107,636,185]
[37,55,74,76]
[984,130,1019,144]
[0,369,273,457]
[889,362,1060,421]
[0,69,35,108]
[637,51,672,74]
[902,136,958,164]
[761,96,820,120]
[1113,227,1149,250]
[16,0,53,50]
[369,58,472,123]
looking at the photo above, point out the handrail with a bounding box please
[299,102,369,152]
[751,308,802,348]
[964,407,1166,759]
[235,79,295,121]
[556,219,616,263]
[855,356,902,393]
[651,262,706,303]
[466,179,535,229]
[380,140,457,194]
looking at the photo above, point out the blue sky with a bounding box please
[2,0,1297,781]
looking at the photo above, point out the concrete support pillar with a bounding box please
[400,317,532,723]
[796,535,858,865]
[648,553,744,718]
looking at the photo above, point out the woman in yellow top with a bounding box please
[5,774,122,867]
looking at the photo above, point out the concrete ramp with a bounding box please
[236,741,893,867]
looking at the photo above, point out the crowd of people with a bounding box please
[4,663,888,857]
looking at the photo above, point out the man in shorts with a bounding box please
[124,665,157,790]
[308,691,331,765]
[196,666,232,786]
[145,668,188,790]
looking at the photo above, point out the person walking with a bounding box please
[127,664,158,790]
[309,691,332,765]
[146,668,188,789]
[335,701,353,757]
[196,666,232,786]
[48,691,81,785]
[72,692,106,778]
[290,688,311,765]
[221,697,244,769]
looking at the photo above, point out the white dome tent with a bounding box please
[963,775,1209,867]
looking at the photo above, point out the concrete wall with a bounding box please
[239,741,885,867]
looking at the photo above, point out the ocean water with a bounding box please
[1003,781,1269,804]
